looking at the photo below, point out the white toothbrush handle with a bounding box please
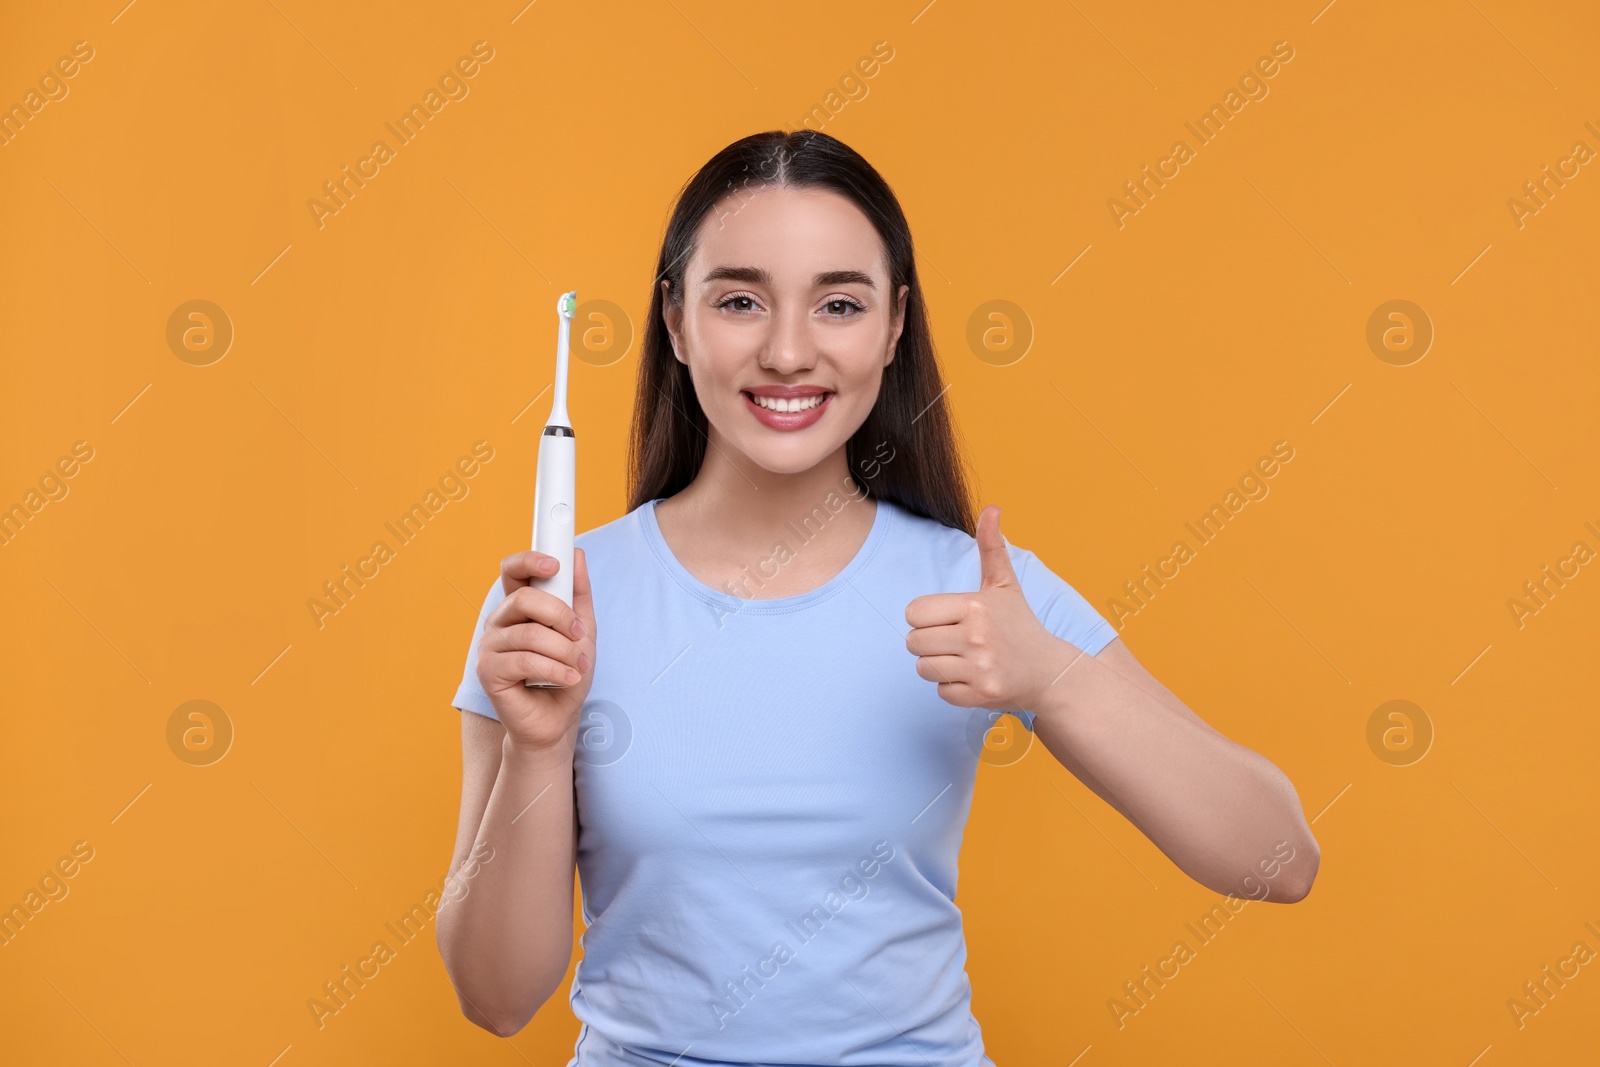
[524,427,576,688]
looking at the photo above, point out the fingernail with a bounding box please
[578,652,590,673]
[539,558,557,573]
[572,617,585,638]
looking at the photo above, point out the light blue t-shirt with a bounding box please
[451,493,1117,1066]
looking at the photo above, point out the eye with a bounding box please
[714,292,763,315]
[823,296,868,317]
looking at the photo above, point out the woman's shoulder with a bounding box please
[879,498,967,549]
[877,498,1001,587]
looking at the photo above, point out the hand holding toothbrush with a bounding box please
[475,546,597,752]
[472,289,593,751]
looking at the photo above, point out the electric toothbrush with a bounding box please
[524,290,578,688]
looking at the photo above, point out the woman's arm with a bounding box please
[434,709,580,1034]
[1032,637,1320,902]
[905,505,1320,902]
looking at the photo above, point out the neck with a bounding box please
[666,434,872,547]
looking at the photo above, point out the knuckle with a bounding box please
[516,651,564,683]
[514,621,563,658]
[521,588,560,620]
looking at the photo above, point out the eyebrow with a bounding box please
[699,265,877,289]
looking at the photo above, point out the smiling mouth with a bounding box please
[741,391,833,413]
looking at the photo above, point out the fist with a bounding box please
[904,505,1080,713]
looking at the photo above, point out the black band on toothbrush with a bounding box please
[543,425,575,437]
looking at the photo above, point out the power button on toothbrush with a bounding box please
[551,503,571,526]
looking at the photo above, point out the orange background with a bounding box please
[3,1,1598,1064]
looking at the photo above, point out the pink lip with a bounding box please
[742,389,833,431]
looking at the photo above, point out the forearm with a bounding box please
[1033,646,1318,900]
[435,734,577,1033]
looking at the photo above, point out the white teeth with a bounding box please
[749,392,827,413]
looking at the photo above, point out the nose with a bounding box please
[758,301,816,374]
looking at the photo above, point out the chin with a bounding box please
[715,398,865,476]
[741,444,837,477]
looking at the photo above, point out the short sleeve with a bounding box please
[451,576,506,721]
[1009,545,1118,732]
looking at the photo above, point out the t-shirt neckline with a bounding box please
[639,494,895,614]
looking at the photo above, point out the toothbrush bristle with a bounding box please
[559,292,577,317]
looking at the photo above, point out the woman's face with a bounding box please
[663,184,909,477]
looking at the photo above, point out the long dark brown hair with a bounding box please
[626,129,976,535]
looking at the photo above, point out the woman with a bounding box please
[436,130,1319,1065]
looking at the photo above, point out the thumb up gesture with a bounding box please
[904,505,1080,713]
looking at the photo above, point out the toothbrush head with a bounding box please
[547,291,576,427]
